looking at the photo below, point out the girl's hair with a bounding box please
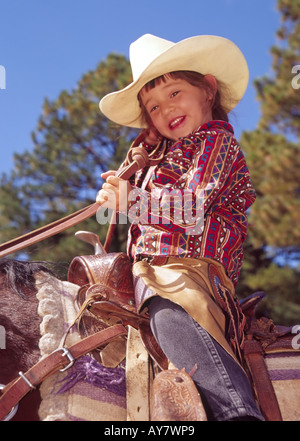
[138,70,230,126]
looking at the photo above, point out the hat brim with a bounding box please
[99,35,249,128]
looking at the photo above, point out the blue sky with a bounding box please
[0,0,280,176]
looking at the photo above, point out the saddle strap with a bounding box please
[0,324,127,421]
[243,338,282,421]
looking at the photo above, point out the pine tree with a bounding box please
[255,0,300,137]
[237,0,300,324]
[0,54,137,264]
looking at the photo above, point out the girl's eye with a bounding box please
[171,90,180,98]
[150,105,158,113]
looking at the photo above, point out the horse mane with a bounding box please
[0,259,56,298]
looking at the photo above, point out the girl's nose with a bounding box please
[161,101,174,116]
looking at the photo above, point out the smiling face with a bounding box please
[139,74,215,141]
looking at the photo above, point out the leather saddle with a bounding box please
[68,251,168,370]
[67,246,207,421]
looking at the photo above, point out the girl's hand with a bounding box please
[96,171,133,212]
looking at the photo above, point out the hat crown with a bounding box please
[129,34,175,81]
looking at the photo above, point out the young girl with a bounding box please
[97,34,264,421]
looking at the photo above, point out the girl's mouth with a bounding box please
[169,116,185,129]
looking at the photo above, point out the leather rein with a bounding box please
[0,137,165,259]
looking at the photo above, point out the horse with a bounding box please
[0,254,299,421]
[0,258,133,421]
[0,259,50,420]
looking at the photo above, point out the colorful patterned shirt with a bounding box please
[127,121,256,285]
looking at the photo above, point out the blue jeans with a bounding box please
[149,296,264,421]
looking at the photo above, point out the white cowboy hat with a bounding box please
[99,33,249,128]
